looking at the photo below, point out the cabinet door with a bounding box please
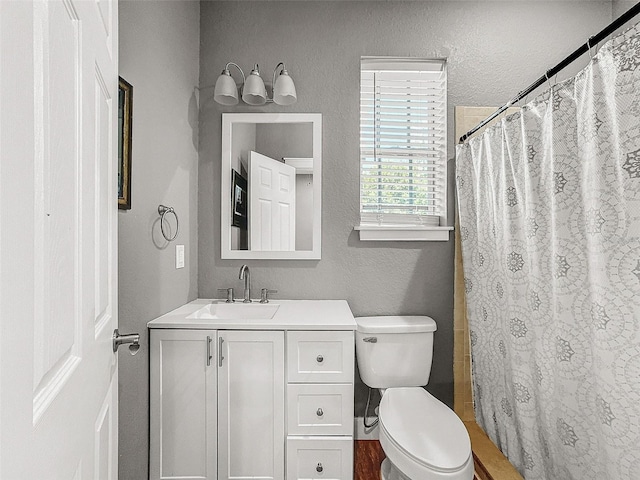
[218,330,285,480]
[287,384,354,436]
[287,331,354,383]
[287,437,354,480]
[150,329,217,480]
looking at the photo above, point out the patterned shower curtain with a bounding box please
[455,23,640,480]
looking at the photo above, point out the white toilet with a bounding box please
[355,316,474,480]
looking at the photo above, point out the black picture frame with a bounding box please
[118,76,133,210]
[232,169,247,230]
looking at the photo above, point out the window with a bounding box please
[356,57,451,241]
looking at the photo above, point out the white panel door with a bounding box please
[248,151,296,251]
[150,330,217,480]
[0,0,119,478]
[218,330,285,480]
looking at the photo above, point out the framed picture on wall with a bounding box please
[232,169,247,230]
[118,76,133,210]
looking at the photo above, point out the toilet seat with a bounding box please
[379,387,472,478]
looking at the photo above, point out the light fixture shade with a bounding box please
[242,66,267,105]
[213,71,239,105]
[273,70,297,105]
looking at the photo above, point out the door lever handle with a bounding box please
[113,329,140,355]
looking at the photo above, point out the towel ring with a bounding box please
[158,205,179,242]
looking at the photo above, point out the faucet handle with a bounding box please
[217,288,235,303]
[260,288,278,304]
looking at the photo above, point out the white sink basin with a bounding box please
[188,302,280,320]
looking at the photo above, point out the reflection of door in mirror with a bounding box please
[249,151,296,251]
[229,121,315,252]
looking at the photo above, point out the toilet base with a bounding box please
[380,455,475,480]
[380,458,410,480]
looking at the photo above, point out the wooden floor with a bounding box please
[354,440,385,480]
[354,439,480,480]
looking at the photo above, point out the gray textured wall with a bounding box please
[198,1,612,413]
[614,1,637,19]
[118,1,200,479]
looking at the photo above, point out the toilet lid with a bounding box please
[356,316,437,334]
[379,388,471,472]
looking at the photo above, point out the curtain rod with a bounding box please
[459,1,640,144]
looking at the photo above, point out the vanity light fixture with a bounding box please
[213,62,297,106]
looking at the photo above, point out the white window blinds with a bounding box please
[360,57,447,227]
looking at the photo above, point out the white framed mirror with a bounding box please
[221,113,322,260]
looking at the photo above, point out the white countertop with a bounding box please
[147,298,357,330]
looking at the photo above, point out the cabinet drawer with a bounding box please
[287,436,353,480]
[287,384,354,436]
[287,331,354,383]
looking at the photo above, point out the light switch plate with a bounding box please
[175,244,185,269]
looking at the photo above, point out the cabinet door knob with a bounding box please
[316,462,323,473]
[316,354,324,363]
[316,407,323,417]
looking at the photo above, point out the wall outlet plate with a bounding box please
[175,244,185,269]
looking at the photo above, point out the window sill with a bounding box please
[354,225,453,241]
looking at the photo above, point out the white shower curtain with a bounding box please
[456,23,640,480]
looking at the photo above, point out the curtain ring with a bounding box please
[545,72,553,90]
[587,36,595,61]
[158,205,179,242]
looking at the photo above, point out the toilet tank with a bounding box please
[355,316,437,388]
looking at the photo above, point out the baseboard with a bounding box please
[354,417,379,440]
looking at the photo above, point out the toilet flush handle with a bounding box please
[362,337,377,343]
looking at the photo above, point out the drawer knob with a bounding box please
[316,407,324,417]
[316,354,324,363]
[316,462,323,473]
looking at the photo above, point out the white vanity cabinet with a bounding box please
[149,329,218,480]
[286,331,354,480]
[217,330,285,480]
[148,299,356,480]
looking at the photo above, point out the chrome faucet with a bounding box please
[239,265,251,303]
